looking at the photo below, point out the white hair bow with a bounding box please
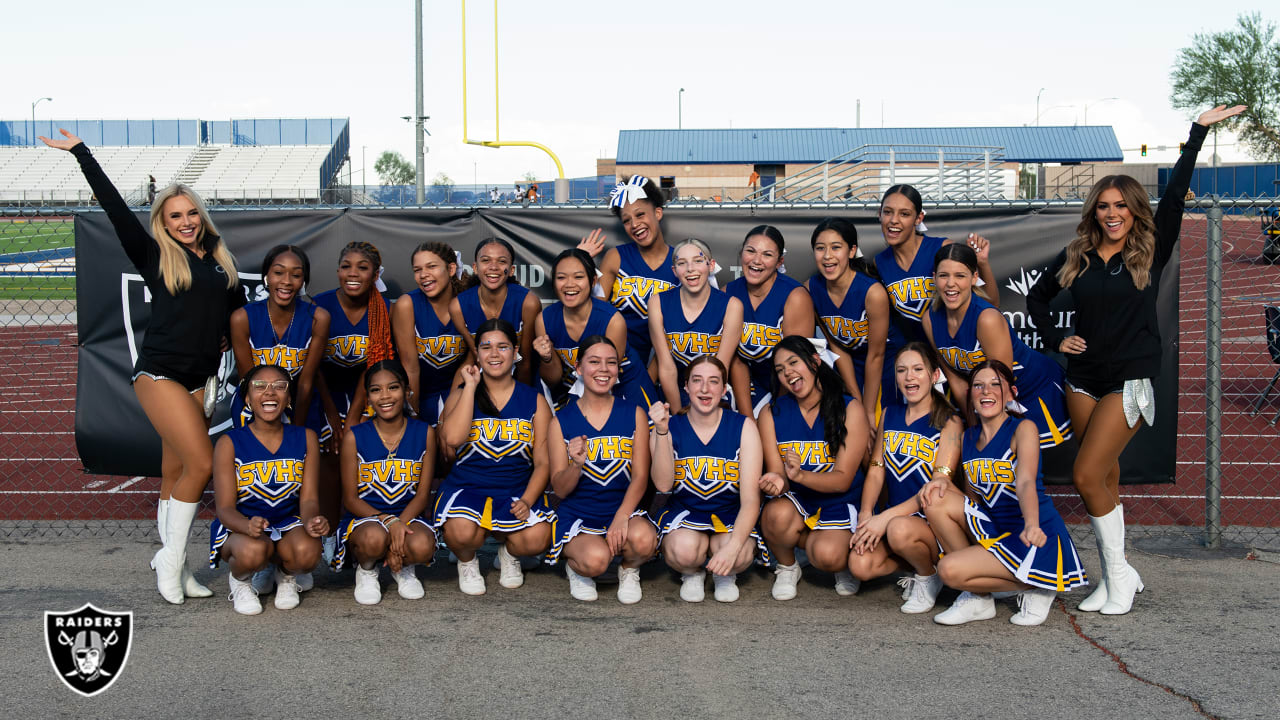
[610,175,650,209]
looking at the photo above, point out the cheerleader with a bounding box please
[209,365,327,615]
[849,342,962,614]
[650,356,764,603]
[924,243,1072,448]
[756,336,869,600]
[545,336,658,603]
[923,360,1088,626]
[532,249,658,410]
[434,319,554,595]
[449,238,541,386]
[649,239,743,409]
[725,225,815,417]
[808,217,889,428]
[391,241,471,426]
[333,360,437,605]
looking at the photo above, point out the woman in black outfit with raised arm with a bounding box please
[1026,105,1244,616]
[42,129,243,605]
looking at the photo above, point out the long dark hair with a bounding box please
[769,335,850,455]
[895,342,954,431]
[552,248,598,294]
[609,175,666,217]
[464,237,521,289]
[967,358,1023,420]
[811,217,877,279]
[930,243,992,309]
[412,241,467,297]
[472,318,520,416]
[260,244,311,288]
[882,184,924,215]
[364,359,409,392]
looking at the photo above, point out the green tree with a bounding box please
[374,151,415,186]
[1170,13,1280,160]
[431,172,455,187]
[521,171,538,183]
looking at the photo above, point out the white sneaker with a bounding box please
[899,573,943,614]
[494,544,524,589]
[933,591,997,625]
[353,566,382,605]
[227,573,262,616]
[771,562,802,601]
[457,558,486,596]
[1010,588,1057,626]
[295,571,314,592]
[393,565,425,600]
[616,567,642,605]
[834,570,860,597]
[273,569,300,610]
[251,564,276,594]
[566,564,598,601]
[712,573,739,603]
[680,571,706,603]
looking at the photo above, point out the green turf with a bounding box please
[0,277,76,300]
[0,220,76,254]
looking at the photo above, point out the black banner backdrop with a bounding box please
[74,206,1178,484]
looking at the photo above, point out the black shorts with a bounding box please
[131,358,207,393]
[1065,376,1124,401]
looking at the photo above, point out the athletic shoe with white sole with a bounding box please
[899,573,943,614]
[616,567,642,605]
[495,544,525,589]
[227,573,262,616]
[933,591,996,625]
[1010,588,1057,626]
[771,562,801,601]
[273,569,300,610]
[566,564,599,601]
[834,570,860,596]
[680,571,706,603]
[353,566,382,605]
[712,573,739,603]
[457,558,486,596]
[393,565,425,600]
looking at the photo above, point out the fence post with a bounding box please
[1205,197,1223,549]
[889,148,895,185]
[937,148,945,197]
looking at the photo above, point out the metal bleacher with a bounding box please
[0,146,196,205]
[188,145,332,202]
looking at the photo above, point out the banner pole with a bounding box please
[1204,197,1223,549]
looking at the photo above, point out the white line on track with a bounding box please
[106,476,144,492]
[83,480,107,489]
[0,457,80,461]
[0,490,214,495]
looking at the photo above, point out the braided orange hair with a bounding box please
[341,241,395,365]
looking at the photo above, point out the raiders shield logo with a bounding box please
[44,603,133,697]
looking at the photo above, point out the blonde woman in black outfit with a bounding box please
[1026,105,1244,616]
[42,129,243,605]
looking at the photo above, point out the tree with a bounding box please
[431,172,454,187]
[521,171,538,183]
[374,151,415,186]
[1171,13,1280,161]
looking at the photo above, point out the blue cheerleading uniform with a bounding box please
[456,283,530,344]
[960,416,1087,591]
[879,403,945,512]
[331,418,434,569]
[658,287,732,379]
[656,410,768,561]
[609,243,678,365]
[928,295,1072,448]
[876,235,946,403]
[313,289,390,424]
[407,288,468,425]
[229,299,326,438]
[433,382,553,532]
[727,273,805,409]
[770,393,863,531]
[209,424,309,567]
[541,298,657,411]
[809,272,880,392]
[544,398,654,564]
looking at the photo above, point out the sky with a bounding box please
[5,1,1267,185]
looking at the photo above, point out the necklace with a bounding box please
[374,419,408,458]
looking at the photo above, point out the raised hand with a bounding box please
[567,435,588,467]
[460,364,481,388]
[1196,105,1247,127]
[648,401,671,435]
[533,334,556,364]
[38,128,83,152]
[967,233,991,266]
[578,228,607,257]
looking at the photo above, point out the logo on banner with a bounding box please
[44,603,133,697]
[1004,266,1043,297]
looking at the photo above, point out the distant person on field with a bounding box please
[148,175,157,205]
[748,170,760,194]
[528,183,539,204]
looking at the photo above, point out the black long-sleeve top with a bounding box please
[72,143,243,379]
[1026,122,1207,383]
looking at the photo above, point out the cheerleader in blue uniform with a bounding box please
[850,342,962,614]
[650,239,743,409]
[533,249,657,410]
[809,218,889,428]
[650,356,764,603]
[210,365,328,615]
[545,336,657,603]
[874,185,997,404]
[449,238,541,386]
[391,241,471,426]
[925,243,1072,448]
[334,360,437,605]
[434,319,554,595]
[923,360,1088,626]
[756,336,869,601]
[725,226,815,417]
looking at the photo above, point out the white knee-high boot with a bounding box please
[1090,505,1144,615]
[158,499,212,598]
[1078,504,1121,612]
[151,499,200,604]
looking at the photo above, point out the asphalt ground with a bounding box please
[1,532,1276,719]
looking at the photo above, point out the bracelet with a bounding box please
[934,465,953,477]
[655,430,669,436]
[868,459,884,468]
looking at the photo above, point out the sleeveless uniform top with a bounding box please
[554,398,636,518]
[727,273,804,404]
[446,381,538,496]
[658,287,731,374]
[233,299,319,427]
[809,272,880,388]
[771,393,863,508]
[668,410,746,517]
[313,289,390,416]
[875,235,946,350]
[879,403,944,509]
[407,288,467,398]
[350,418,430,515]
[457,283,531,346]
[227,424,308,519]
[961,416,1057,528]
[610,243,678,363]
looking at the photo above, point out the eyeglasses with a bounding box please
[250,380,290,392]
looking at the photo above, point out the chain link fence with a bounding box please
[2,199,1278,549]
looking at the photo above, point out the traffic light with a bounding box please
[1141,144,1148,157]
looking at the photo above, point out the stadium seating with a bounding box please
[190,146,332,202]
[0,146,195,204]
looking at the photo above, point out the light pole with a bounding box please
[678,88,685,130]
[1035,88,1045,126]
[1034,104,1073,126]
[1083,97,1119,125]
[361,145,367,193]
[31,97,52,146]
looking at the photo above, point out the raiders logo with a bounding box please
[44,603,133,697]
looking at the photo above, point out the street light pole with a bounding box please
[679,88,685,130]
[1083,97,1119,125]
[31,97,52,146]
[361,145,367,193]
[1035,88,1045,126]
[414,0,425,204]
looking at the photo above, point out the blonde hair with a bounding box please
[672,238,714,268]
[1057,175,1156,291]
[148,184,238,295]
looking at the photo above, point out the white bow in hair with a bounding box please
[375,265,388,293]
[610,175,650,209]
[916,209,929,234]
